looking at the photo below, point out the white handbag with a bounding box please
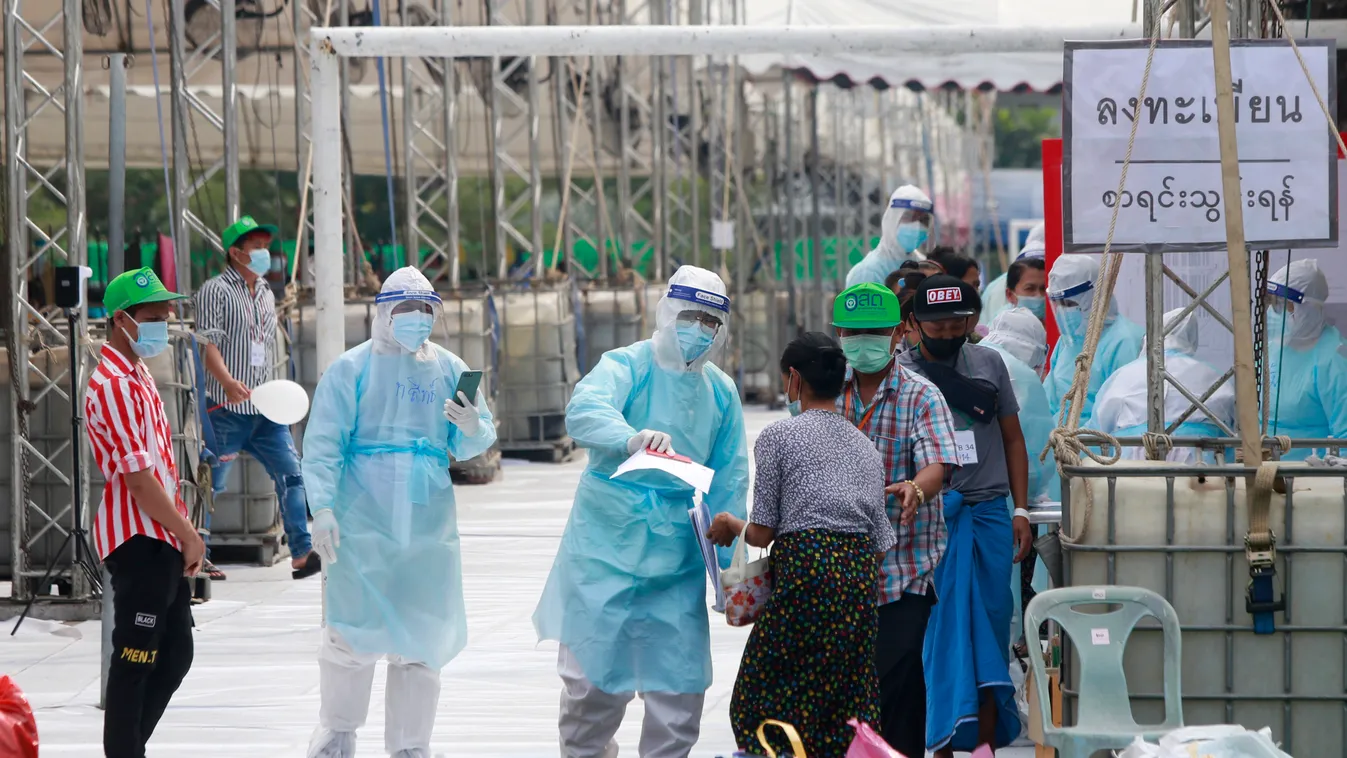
[719,520,773,627]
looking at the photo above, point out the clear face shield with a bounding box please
[1264,281,1305,315]
[1048,279,1095,341]
[891,198,935,254]
[656,283,731,366]
[375,288,444,354]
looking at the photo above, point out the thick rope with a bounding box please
[1046,22,1160,544]
[1142,431,1172,460]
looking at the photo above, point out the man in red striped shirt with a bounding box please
[87,268,204,758]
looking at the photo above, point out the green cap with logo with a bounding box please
[103,267,186,314]
[833,282,903,329]
[221,215,279,251]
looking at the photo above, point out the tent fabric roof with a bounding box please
[735,0,1135,91]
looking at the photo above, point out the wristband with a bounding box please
[1013,508,1031,521]
[905,480,926,505]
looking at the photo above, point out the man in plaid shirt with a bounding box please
[834,282,959,758]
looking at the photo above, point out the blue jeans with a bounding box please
[205,404,313,560]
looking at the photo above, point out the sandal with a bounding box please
[203,561,227,581]
[292,551,322,580]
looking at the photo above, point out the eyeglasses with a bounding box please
[677,312,724,330]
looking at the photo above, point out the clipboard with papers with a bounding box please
[687,496,726,613]
[611,447,724,611]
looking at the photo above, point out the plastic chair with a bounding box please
[1024,585,1184,758]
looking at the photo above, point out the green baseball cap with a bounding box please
[221,215,279,251]
[103,267,186,314]
[833,282,903,329]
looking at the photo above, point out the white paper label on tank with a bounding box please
[1092,588,1107,600]
[954,430,978,465]
[711,221,735,250]
[1091,628,1110,646]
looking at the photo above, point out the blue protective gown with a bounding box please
[979,272,1010,329]
[1267,324,1347,461]
[302,341,496,669]
[533,340,750,695]
[985,343,1055,502]
[1044,316,1144,426]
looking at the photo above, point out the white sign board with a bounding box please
[1064,39,1338,253]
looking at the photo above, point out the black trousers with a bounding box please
[103,535,195,758]
[875,590,934,758]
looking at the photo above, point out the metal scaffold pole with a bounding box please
[3,0,93,615]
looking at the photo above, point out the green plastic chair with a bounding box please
[1024,585,1184,758]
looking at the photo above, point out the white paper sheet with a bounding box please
[688,497,726,613]
[610,448,715,494]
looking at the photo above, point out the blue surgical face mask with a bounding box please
[786,371,802,417]
[123,315,169,359]
[896,223,929,254]
[675,323,717,363]
[1017,295,1047,320]
[1054,305,1085,340]
[247,248,272,277]
[392,311,435,353]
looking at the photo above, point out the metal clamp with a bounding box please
[1244,533,1284,635]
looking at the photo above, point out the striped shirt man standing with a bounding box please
[88,268,202,758]
[194,216,317,580]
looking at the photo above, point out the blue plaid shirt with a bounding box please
[839,362,960,603]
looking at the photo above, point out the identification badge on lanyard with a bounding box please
[954,429,978,465]
[250,341,267,367]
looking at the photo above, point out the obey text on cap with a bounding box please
[926,286,962,305]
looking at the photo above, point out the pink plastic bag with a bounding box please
[845,719,906,758]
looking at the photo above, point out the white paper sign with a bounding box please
[1091,628,1111,646]
[711,220,736,250]
[612,448,715,495]
[1064,39,1338,252]
[954,430,979,466]
[250,341,267,367]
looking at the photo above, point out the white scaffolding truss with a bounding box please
[307,22,1143,377]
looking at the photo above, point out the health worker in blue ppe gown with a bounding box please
[1093,308,1236,464]
[1265,259,1347,461]
[1043,254,1144,425]
[302,267,497,758]
[979,222,1048,329]
[534,265,751,758]
[846,185,935,288]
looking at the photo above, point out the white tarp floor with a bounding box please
[0,407,1034,757]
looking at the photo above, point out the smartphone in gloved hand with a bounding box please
[452,370,483,406]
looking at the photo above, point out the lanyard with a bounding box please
[844,379,883,437]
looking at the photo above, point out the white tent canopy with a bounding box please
[735,0,1134,90]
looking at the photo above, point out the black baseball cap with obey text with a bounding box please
[912,274,981,322]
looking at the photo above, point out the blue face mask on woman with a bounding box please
[123,316,169,359]
[676,323,717,362]
[392,312,435,352]
[1017,295,1047,320]
[785,371,802,417]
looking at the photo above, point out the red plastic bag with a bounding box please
[0,675,39,758]
[845,719,905,758]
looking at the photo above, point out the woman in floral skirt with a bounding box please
[709,332,896,758]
